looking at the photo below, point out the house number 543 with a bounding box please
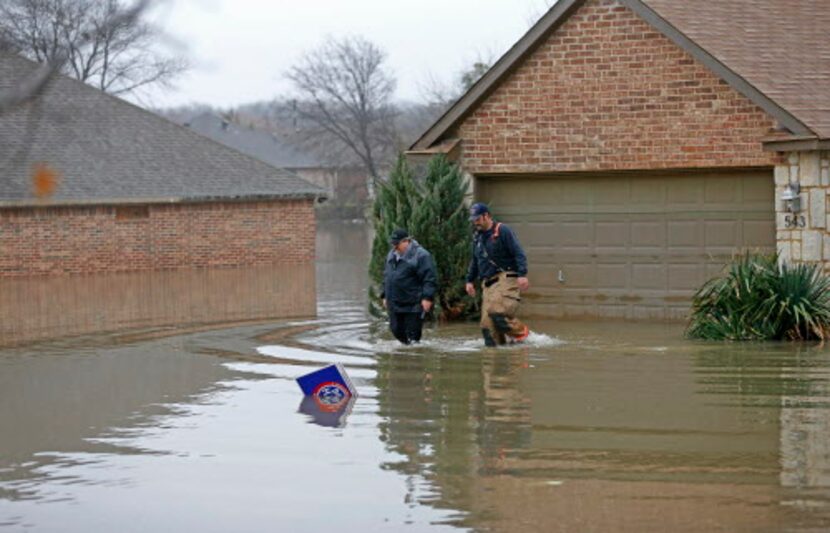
[784,215,806,228]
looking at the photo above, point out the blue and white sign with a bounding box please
[296,363,357,410]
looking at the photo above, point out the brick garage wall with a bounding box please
[0,199,316,276]
[456,0,777,173]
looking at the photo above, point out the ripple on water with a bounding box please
[291,321,566,357]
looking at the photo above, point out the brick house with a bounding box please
[0,53,327,278]
[409,0,830,320]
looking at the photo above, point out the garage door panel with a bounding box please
[479,170,774,320]
[560,221,593,246]
[668,221,703,248]
[596,263,628,290]
[704,220,739,247]
[743,220,776,247]
[632,263,667,290]
[667,179,704,206]
[630,179,665,205]
[631,221,666,247]
[741,175,776,203]
[668,264,705,291]
[524,222,557,245]
[595,180,630,207]
[561,263,596,288]
[704,176,740,204]
[562,181,593,206]
[595,220,629,246]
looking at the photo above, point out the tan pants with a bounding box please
[481,272,528,345]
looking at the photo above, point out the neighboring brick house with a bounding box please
[409,0,830,320]
[0,53,327,278]
[183,113,369,219]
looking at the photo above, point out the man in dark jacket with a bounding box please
[465,203,531,347]
[382,229,437,344]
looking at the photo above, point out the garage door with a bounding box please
[477,170,775,320]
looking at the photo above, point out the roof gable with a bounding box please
[0,53,326,206]
[412,0,827,150]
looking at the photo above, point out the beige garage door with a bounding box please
[477,170,775,320]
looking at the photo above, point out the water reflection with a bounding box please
[0,332,253,503]
[0,262,317,347]
[366,324,830,531]
[298,395,356,428]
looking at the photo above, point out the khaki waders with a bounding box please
[481,271,529,345]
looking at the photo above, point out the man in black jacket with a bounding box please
[382,229,437,344]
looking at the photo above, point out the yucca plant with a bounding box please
[686,253,830,341]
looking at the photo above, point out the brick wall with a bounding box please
[0,199,316,277]
[456,0,777,173]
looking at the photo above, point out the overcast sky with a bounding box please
[143,0,556,109]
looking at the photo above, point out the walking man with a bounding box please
[382,229,437,345]
[465,203,531,346]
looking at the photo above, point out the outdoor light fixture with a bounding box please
[781,182,801,213]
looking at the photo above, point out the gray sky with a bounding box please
[144,0,555,108]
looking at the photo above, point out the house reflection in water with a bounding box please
[0,262,316,347]
[374,333,830,532]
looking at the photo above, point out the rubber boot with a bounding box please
[481,328,496,347]
[490,313,511,334]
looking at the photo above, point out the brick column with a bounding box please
[776,151,830,270]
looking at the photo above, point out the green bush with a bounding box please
[686,253,830,341]
[368,154,476,320]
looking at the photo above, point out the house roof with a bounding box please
[411,0,830,151]
[642,0,830,140]
[0,53,327,207]
[184,113,322,170]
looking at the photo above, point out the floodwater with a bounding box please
[3,223,830,532]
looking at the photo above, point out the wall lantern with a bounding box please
[781,182,801,213]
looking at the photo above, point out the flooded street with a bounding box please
[3,223,830,532]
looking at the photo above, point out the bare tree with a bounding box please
[419,55,493,118]
[286,36,398,185]
[0,0,186,96]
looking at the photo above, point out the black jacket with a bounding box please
[382,240,437,313]
[466,222,528,282]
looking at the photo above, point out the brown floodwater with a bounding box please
[2,222,830,532]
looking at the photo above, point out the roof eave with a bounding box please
[0,192,327,209]
[761,135,830,153]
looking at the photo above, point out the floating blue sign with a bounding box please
[296,363,357,413]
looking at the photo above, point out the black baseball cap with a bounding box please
[469,202,490,220]
[389,228,410,245]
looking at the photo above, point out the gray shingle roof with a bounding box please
[0,53,327,206]
[185,113,321,169]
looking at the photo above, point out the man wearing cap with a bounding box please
[381,228,437,345]
[465,203,531,346]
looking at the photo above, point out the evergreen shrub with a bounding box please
[368,154,476,320]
